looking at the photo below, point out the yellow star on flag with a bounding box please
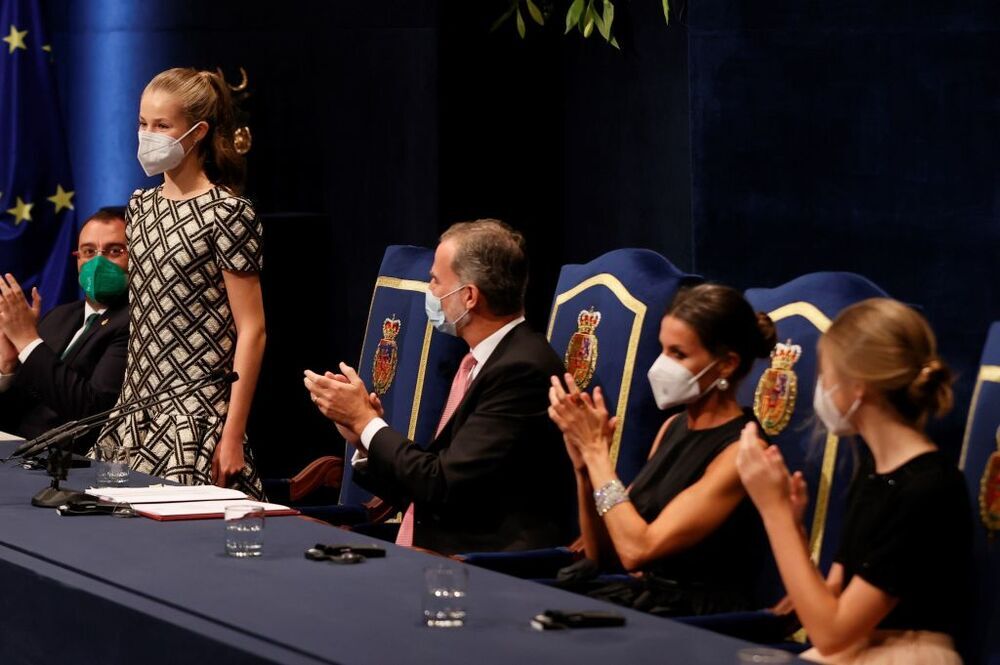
[3,25,27,54]
[6,197,34,225]
[47,185,75,213]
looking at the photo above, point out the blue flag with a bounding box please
[0,0,77,313]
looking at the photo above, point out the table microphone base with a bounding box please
[32,486,89,508]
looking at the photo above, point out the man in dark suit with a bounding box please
[0,207,129,451]
[305,220,576,554]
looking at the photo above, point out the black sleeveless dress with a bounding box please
[568,409,770,617]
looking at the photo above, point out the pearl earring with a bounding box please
[718,378,730,391]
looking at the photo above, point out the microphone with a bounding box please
[9,369,239,460]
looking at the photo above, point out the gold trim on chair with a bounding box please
[546,274,647,466]
[361,276,433,441]
[767,301,834,564]
[959,364,1000,470]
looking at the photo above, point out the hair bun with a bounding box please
[907,357,953,418]
[754,312,778,358]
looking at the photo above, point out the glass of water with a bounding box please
[423,564,468,628]
[224,504,265,558]
[95,441,130,487]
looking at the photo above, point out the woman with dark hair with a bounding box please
[548,283,779,616]
[97,67,265,498]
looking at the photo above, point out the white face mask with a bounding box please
[812,378,861,436]
[646,354,720,410]
[424,284,469,337]
[136,122,204,177]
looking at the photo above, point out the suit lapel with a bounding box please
[60,303,119,362]
[434,322,525,443]
[40,301,86,356]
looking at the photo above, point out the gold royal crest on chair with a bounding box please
[372,315,401,396]
[753,340,802,436]
[564,307,601,389]
[979,425,1000,535]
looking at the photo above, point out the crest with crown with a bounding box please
[576,308,602,334]
[381,316,402,341]
[373,315,402,396]
[753,339,802,436]
[770,341,802,370]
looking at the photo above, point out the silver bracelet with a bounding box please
[593,479,629,516]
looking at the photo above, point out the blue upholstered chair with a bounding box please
[546,248,701,483]
[458,248,699,575]
[741,272,890,575]
[959,322,1000,665]
[675,271,890,641]
[276,245,465,526]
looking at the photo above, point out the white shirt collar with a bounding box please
[468,316,525,380]
[84,301,107,321]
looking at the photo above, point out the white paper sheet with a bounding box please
[87,485,247,504]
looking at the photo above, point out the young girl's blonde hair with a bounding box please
[820,298,953,426]
[145,67,246,194]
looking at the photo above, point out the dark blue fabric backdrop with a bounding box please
[688,0,1000,454]
[41,0,999,475]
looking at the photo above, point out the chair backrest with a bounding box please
[959,322,1000,665]
[339,245,466,506]
[739,272,890,575]
[546,249,699,484]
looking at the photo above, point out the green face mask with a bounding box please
[78,255,127,304]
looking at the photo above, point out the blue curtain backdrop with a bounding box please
[41,0,999,476]
[0,0,77,313]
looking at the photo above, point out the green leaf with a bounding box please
[516,7,526,38]
[662,0,670,24]
[565,0,585,34]
[596,0,611,40]
[526,0,544,26]
[583,1,595,37]
[610,35,620,49]
[490,3,517,33]
[603,0,615,35]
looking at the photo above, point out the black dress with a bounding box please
[835,449,974,641]
[567,409,770,617]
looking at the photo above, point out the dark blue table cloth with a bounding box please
[0,443,785,664]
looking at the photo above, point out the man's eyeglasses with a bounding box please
[72,246,128,259]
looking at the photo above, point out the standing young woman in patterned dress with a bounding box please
[97,68,266,498]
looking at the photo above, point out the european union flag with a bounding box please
[0,0,77,314]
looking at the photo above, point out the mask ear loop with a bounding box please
[687,358,726,398]
[437,284,471,328]
[178,121,208,157]
[689,358,719,385]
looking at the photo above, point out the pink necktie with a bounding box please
[396,352,477,547]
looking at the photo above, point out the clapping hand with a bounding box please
[304,364,381,449]
[0,274,41,351]
[547,373,617,468]
[735,421,794,515]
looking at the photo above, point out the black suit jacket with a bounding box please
[0,300,128,451]
[354,321,578,555]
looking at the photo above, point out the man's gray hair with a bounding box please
[439,219,528,316]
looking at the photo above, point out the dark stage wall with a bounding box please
[45,1,998,477]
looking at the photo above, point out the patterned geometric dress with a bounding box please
[96,185,264,499]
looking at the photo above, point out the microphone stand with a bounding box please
[23,371,238,508]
